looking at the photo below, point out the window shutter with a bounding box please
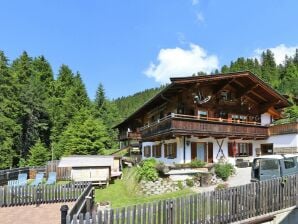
[228,142,233,156]
[164,144,168,157]
[237,143,240,156]
[152,146,155,157]
[248,143,253,156]
[173,143,177,158]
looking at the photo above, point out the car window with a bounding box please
[284,158,296,169]
[260,159,279,170]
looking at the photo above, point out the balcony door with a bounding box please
[191,142,207,162]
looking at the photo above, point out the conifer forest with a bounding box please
[0,49,297,168]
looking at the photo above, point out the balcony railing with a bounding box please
[140,113,268,140]
[269,122,298,136]
[119,131,142,141]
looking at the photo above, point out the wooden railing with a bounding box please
[66,183,94,223]
[141,113,268,139]
[269,122,298,136]
[119,131,142,140]
[65,174,298,224]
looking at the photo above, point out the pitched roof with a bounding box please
[58,155,114,167]
[115,71,291,128]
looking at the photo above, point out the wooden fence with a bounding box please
[66,174,298,224]
[46,160,71,180]
[67,183,94,223]
[0,166,45,186]
[0,182,89,207]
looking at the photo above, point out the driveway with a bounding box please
[194,167,252,193]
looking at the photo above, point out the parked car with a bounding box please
[251,154,298,182]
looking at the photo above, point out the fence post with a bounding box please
[60,204,69,224]
[86,196,92,213]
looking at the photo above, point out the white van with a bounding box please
[251,154,298,182]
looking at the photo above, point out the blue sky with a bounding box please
[1,0,298,99]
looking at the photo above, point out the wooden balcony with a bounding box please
[140,114,268,141]
[119,131,142,141]
[269,122,298,136]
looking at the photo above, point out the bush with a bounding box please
[137,158,158,181]
[214,163,235,181]
[177,180,184,190]
[186,179,194,187]
[190,160,206,168]
[215,183,229,190]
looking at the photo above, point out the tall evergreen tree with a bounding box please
[0,51,22,167]
[27,139,50,166]
[56,109,110,156]
[260,50,280,88]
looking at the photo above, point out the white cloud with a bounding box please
[192,0,199,5]
[253,44,298,65]
[196,12,205,24]
[144,44,219,84]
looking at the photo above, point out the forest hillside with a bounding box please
[0,49,297,168]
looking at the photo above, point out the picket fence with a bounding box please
[66,174,298,224]
[0,182,89,207]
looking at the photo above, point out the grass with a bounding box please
[95,167,194,208]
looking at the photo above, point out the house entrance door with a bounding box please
[191,142,207,162]
[197,143,205,161]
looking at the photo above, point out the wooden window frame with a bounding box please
[144,146,151,158]
[152,145,161,158]
[165,142,177,159]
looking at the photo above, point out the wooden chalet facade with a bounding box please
[115,71,297,164]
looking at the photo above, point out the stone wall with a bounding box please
[139,178,200,196]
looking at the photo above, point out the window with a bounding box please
[164,143,177,159]
[228,142,253,157]
[232,114,247,123]
[221,91,229,101]
[144,146,151,157]
[238,143,249,156]
[152,145,161,158]
[284,158,295,169]
[261,159,279,170]
[198,110,207,120]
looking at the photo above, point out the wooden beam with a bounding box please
[242,137,254,140]
[249,91,268,102]
[229,136,242,140]
[214,136,226,139]
[233,79,245,88]
[237,84,259,98]
[213,78,235,95]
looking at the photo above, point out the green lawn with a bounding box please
[95,168,194,208]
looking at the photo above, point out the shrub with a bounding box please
[214,163,235,181]
[137,158,158,181]
[177,180,184,190]
[186,179,194,187]
[190,160,206,168]
[215,183,229,190]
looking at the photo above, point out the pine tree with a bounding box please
[0,51,21,168]
[27,139,50,166]
[260,50,280,88]
[56,110,110,157]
